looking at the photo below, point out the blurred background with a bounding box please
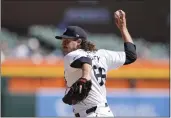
[1,0,170,117]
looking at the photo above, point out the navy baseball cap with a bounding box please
[55,26,87,40]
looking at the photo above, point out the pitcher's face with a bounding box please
[62,38,80,55]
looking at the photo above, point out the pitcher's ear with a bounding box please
[77,38,82,45]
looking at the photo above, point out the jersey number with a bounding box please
[93,65,106,86]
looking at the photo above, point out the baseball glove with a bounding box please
[62,78,92,105]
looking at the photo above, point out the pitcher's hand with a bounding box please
[114,10,127,31]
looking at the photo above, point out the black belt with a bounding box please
[75,103,108,117]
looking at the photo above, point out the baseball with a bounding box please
[115,10,125,18]
[115,11,120,16]
[114,11,120,18]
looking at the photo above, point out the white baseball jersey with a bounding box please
[63,49,126,113]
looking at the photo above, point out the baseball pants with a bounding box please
[74,103,114,117]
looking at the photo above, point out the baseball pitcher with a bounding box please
[55,10,137,117]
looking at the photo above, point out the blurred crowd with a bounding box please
[0,25,169,64]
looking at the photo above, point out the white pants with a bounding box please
[74,105,114,117]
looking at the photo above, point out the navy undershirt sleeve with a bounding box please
[70,57,92,68]
[124,42,137,65]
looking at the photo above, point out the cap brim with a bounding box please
[55,35,76,40]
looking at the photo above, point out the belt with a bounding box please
[75,103,108,117]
